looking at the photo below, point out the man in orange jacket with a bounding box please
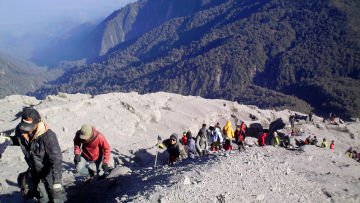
[74,124,111,178]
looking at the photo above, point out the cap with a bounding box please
[80,124,93,140]
[19,107,41,132]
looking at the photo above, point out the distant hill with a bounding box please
[33,0,360,119]
[0,52,62,98]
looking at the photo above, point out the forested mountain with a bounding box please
[0,52,62,98]
[34,0,360,119]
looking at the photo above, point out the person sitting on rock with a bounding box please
[158,133,186,165]
[74,124,111,179]
[311,136,318,145]
[223,138,233,151]
[320,138,328,148]
[304,136,312,145]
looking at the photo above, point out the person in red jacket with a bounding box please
[258,130,267,146]
[74,124,111,178]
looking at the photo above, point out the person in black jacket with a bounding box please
[11,107,66,203]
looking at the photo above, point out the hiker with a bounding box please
[74,124,111,179]
[222,120,234,140]
[186,131,196,159]
[289,115,295,128]
[258,129,268,146]
[181,131,188,145]
[320,138,328,148]
[196,124,209,156]
[330,140,335,151]
[311,136,318,145]
[223,138,233,151]
[235,123,246,151]
[215,122,222,132]
[304,136,312,145]
[209,126,223,151]
[12,107,66,202]
[273,131,280,146]
[309,112,313,122]
[158,133,186,165]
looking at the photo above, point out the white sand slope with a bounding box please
[0,92,359,202]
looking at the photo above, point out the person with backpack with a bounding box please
[186,131,196,159]
[209,126,223,151]
[158,133,186,165]
[235,124,246,151]
[222,120,234,140]
[74,124,111,179]
[11,107,66,202]
[196,124,209,156]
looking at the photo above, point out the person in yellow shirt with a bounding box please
[222,120,234,140]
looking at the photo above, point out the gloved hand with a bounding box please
[74,155,81,165]
[51,184,66,202]
[157,143,165,149]
[102,163,110,172]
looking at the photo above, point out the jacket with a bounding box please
[196,128,208,151]
[13,122,63,184]
[162,137,186,159]
[74,127,111,164]
[223,121,234,139]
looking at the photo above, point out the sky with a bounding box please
[0,0,136,33]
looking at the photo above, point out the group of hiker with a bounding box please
[159,114,340,166]
[0,107,112,202]
[0,107,357,202]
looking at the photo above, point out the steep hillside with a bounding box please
[32,0,217,66]
[34,0,360,119]
[0,52,62,98]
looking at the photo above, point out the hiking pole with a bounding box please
[154,135,162,168]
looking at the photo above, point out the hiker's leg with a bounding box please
[37,180,50,203]
[76,156,89,175]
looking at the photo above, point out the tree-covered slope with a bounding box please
[34,0,360,119]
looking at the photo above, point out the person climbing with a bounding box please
[330,140,335,151]
[223,138,233,151]
[158,133,186,165]
[311,136,318,145]
[320,138,328,148]
[222,120,234,140]
[258,129,268,146]
[235,123,246,151]
[196,124,209,156]
[289,115,295,128]
[74,124,111,179]
[209,126,223,151]
[12,107,66,202]
[309,112,313,122]
[181,131,188,145]
[273,131,280,146]
[186,131,196,159]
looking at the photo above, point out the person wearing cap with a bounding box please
[158,133,186,165]
[73,124,111,178]
[12,107,65,202]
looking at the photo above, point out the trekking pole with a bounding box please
[154,135,162,168]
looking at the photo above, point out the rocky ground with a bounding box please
[0,92,359,202]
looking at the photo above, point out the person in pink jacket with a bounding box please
[74,124,111,178]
